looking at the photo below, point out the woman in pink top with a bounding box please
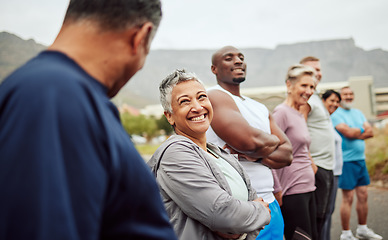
[272,64,318,240]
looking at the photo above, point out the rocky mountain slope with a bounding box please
[1,31,387,107]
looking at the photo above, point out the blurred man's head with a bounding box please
[56,0,163,97]
[340,86,354,109]
[300,56,322,84]
[64,0,162,34]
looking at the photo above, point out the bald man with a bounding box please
[206,46,293,240]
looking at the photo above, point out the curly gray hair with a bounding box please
[159,69,204,113]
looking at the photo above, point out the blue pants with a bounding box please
[256,199,284,240]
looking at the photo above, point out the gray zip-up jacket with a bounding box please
[148,135,271,240]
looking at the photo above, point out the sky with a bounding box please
[1,0,388,51]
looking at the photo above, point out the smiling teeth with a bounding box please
[191,115,205,121]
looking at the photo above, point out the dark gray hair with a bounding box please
[322,89,341,102]
[64,0,162,32]
[159,69,204,113]
[286,64,317,84]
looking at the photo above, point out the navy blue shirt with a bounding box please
[0,51,177,240]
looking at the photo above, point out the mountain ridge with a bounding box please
[1,31,387,108]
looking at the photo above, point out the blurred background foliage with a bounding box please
[366,126,388,183]
[120,112,173,143]
[120,111,388,184]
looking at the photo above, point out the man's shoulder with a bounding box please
[207,85,231,98]
[207,86,237,107]
[309,92,320,101]
[307,93,322,108]
[3,51,86,89]
[243,96,268,111]
[350,108,363,115]
[331,108,350,123]
[273,103,288,113]
[0,54,110,125]
[332,107,345,115]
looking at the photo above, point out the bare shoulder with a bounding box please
[208,89,231,103]
[207,88,247,133]
[208,89,239,112]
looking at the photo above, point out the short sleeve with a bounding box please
[331,109,344,128]
[272,105,288,132]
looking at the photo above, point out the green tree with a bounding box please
[156,115,174,135]
[120,112,137,135]
[137,115,158,142]
[120,113,159,143]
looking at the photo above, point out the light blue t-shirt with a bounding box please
[331,107,366,162]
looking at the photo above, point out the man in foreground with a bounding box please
[331,87,382,240]
[0,0,177,239]
[206,46,293,240]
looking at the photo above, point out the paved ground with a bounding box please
[331,186,388,239]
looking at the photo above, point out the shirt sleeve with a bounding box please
[272,106,288,132]
[331,109,344,127]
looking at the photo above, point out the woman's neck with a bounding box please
[176,131,207,151]
[285,97,300,110]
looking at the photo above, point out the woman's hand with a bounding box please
[308,152,318,174]
[273,191,283,206]
[253,197,271,215]
[215,231,242,239]
[311,162,318,174]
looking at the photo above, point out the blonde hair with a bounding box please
[286,64,317,84]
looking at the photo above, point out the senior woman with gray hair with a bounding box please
[148,69,271,240]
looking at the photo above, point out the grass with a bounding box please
[135,144,161,156]
[365,126,388,181]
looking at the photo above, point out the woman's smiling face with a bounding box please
[165,80,213,139]
[287,75,315,109]
[323,93,340,114]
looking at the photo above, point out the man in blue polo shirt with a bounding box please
[331,86,381,240]
[0,1,177,240]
